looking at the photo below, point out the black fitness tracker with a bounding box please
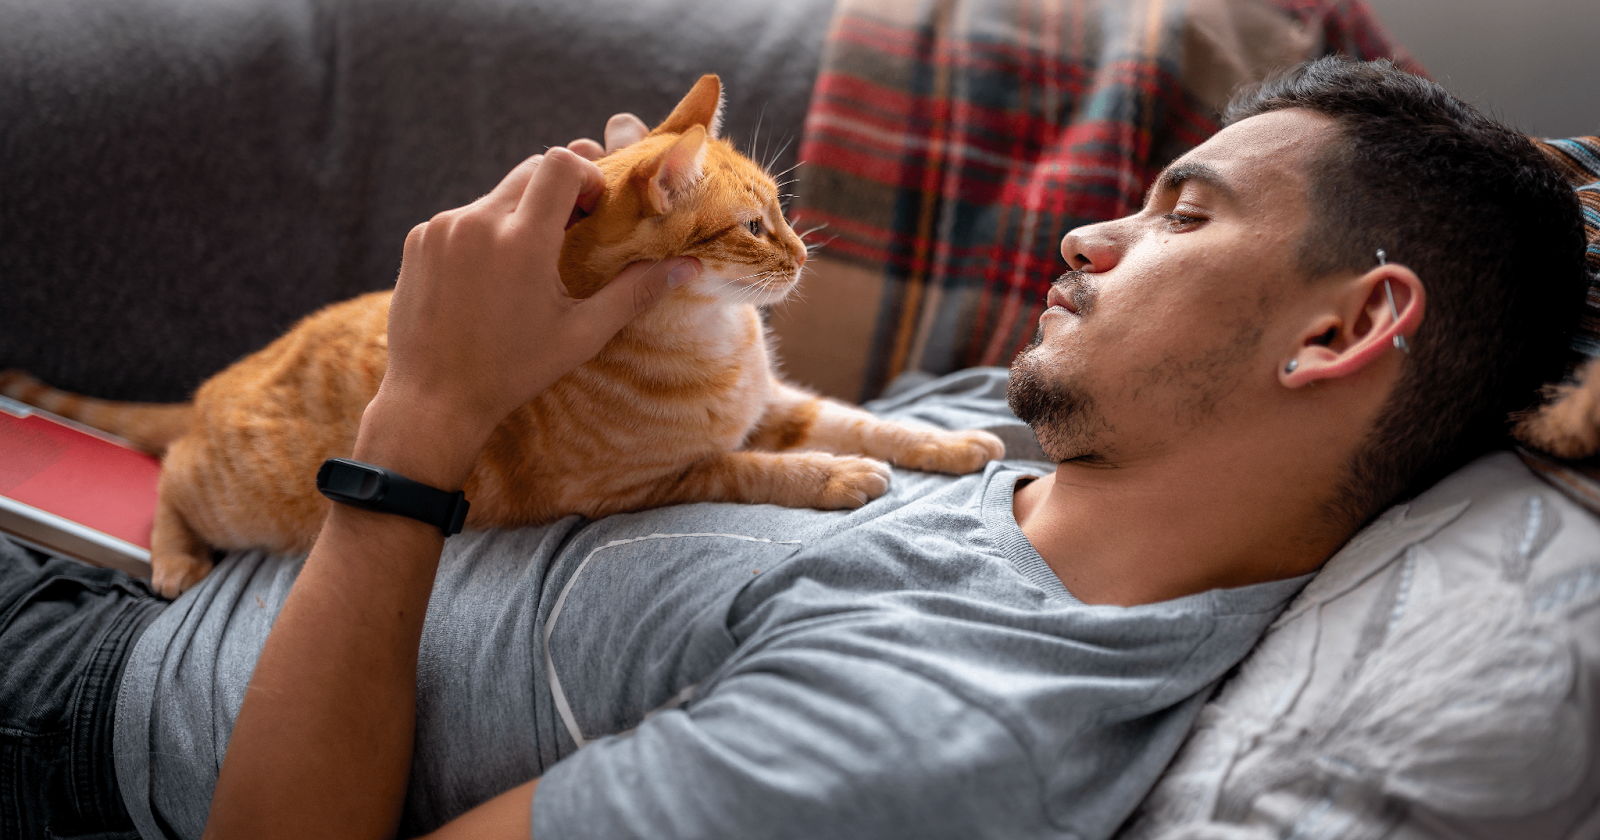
[315,457,470,536]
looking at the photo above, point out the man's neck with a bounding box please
[1011,435,1352,606]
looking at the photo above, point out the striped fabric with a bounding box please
[1534,136,1600,364]
[790,0,1420,399]
[1521,136,1600,511]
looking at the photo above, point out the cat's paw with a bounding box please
[150,553,214,600]
[895,429,1006,474]
[817,455,893,508]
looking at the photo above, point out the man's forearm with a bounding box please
[199,147,691,840]
[203,398,486,840]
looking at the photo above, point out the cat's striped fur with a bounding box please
[0,76,1004,597]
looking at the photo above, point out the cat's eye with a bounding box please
[748,219,763,237]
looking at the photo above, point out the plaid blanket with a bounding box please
[1535,137,1600,361]
[788,0,1421,399]
[1519,136,1600,511]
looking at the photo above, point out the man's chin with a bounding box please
[1007,349,1101,462]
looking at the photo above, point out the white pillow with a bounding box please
[1119,450,1600,840]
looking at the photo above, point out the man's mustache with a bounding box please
[1050,271,1097,316]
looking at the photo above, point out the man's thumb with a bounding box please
[589,257,700,327]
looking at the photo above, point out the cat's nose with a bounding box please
[795,249,807,269]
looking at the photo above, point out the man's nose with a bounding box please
[1059,221,1122,272]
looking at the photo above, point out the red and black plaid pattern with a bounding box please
[793,0,1419,398]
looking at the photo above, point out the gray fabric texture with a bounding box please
[0,0,832,402]
[1115,451,1600,840]
[112,369,1310,840]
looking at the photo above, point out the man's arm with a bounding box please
[202,146,699,840]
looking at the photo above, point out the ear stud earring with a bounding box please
[1285,359,1298,374]
[1377,249,1411,355]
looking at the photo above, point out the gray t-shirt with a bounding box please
[113,369,1309,840]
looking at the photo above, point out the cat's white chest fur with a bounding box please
[596,297,775,441]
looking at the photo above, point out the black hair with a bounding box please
[1226,57,1589,526]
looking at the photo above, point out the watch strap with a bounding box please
[316,457,471,536]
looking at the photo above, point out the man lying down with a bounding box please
[2,57,1588,840]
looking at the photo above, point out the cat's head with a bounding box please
[559,75,808,307]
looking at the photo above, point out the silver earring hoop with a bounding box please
[1377,249,1411,355]
[1285,359,1298,374]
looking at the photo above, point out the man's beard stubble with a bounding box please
[1007,336,1104,463]
[1006,271,1108,463]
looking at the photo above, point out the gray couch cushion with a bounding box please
[0,0,832,401]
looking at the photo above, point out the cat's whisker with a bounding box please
[751,104,766,163]
[712,280,750,299]
[768,275,810,315]
[764,136,796,175]
[802,233,840,260]
[725,274,761,306]
[771,160,806,181]
[798,223,832,247]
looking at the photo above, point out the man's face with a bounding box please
[1008,109,1337,463]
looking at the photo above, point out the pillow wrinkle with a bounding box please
[1117,454,1600,838]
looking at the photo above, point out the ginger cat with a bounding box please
[1,75,1004,598]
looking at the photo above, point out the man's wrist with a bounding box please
[352,389,495,492]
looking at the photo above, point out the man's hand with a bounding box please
[566,112,650,160]
[204,147,697,840]
[366,145,699,488]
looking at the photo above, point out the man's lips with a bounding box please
[1046,284,1077,314]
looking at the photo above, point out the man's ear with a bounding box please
[632,125,709,216]
[1281,263,1424,387]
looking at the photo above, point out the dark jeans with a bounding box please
[0,536,164,840]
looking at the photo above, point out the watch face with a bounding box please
[320,459,385,502]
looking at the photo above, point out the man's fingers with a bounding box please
[483,153,547,212]
[582,258,700,331]
[567,138,606,161]
[401,222,428,258]
[514,147,606,232]
[604,113,649,153]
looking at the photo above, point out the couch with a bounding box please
[4,0,1597,836]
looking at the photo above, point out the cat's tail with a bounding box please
[0,369,193,456]
[1514,355,1600,460]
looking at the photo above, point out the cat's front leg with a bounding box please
[149,490,215,599]
[749,381,1005,474]
[638,450,892,511]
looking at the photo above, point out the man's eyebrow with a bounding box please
[1144,161,1237,206]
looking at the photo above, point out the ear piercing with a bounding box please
[1289,250,1407,378]
[1377,249,1411,355]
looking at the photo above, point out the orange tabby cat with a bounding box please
[0,75,1004,598]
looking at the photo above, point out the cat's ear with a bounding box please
[634,124,709,215]
[652,74,724,140]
